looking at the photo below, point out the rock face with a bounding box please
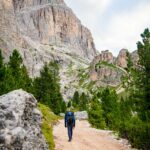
[90,65,124,86]
[116,49,128,68]
[93,50,114,65]
[0,90,48,150]
[0,0,96,76]
[90,49,140,87]
[90,49,127,86]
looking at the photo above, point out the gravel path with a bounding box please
[53,120,131,150]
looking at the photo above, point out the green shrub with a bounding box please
[119,117,150,149]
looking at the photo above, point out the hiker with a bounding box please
[64,110,75,142]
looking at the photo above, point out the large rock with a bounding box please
[0,0,96,77]
[116,49,128,68]
[93,50,114,65]
[75,111,88,120]
[0,90,48,150]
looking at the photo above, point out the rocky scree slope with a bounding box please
[0,89,48,150]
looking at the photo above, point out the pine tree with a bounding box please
[61,101,67,113]
[72,91,79,107]
[33,62,63,114]
[20,65,32,92]
[136,28,150,121]
[67,101,72,108]
[79,92,88,111]
[8,49,23,76]
[101,88,120,129]
[6,49,31,92]
[119,97,132,122]
[7,49,22,91]
[126,51,133,71]
[48,62,63,114]
[88,97,106,129]
[33,64,54,106]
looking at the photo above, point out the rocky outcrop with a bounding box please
[116,49,128,68]
[90,65,124,86]
[93,50,114,65]
[89,49,127,86]
[0,0,96,76]
[0,90,48,150]
[75,111,88,120]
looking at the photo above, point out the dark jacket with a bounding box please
[64,111,75,127]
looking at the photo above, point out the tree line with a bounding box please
[0,49,66,114]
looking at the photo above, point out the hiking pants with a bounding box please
[67,126,73,140]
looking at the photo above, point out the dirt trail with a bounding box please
[53,120,131,150]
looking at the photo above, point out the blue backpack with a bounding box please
[67,112,74,126]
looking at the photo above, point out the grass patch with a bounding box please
[41,120,54,150]
[38,103,59,150]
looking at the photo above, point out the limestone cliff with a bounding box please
[89,49,130,86]
[91,50,114,66]
[0,0,96,76]
[116,49,128,68]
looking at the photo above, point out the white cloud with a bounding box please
[99,2,150,56]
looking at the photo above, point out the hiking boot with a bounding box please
[68,138,72,142]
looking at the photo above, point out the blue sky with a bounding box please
[65,0,150,56]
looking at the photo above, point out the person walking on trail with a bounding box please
[64,110,75,142]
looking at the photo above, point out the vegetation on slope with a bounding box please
[95,61,117,70]
[0,49,66,114]
[38,103,59,150]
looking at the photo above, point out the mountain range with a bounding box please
[0,0,138,99]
